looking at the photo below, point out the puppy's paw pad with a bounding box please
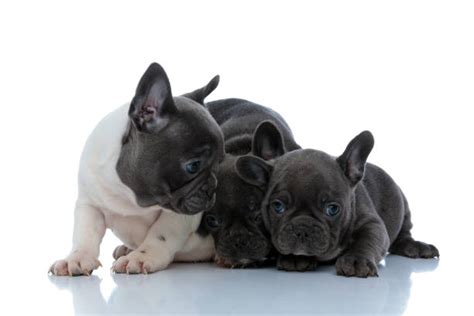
[336,255,378,278]
[277,255,318,272]
[113,245,133,260]
[390,239,439,259]
[112,250,171,274]
[49,253,101,276]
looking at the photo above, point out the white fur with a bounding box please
[50,104,214,276]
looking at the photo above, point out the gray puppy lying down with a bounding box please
[236,127,439,277]
[201,99,300,267]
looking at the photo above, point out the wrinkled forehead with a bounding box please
[174,96,219,130]
[271,150,350,199]
[142,125,214,160]
[154,97,224,155]
[178,98,222,139]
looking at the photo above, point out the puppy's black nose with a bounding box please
[295,231,311,241]
[291,223,316,244]
[233,237,250,250]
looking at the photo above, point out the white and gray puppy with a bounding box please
[49,63,224,276]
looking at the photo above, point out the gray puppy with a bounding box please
[117,64,224,214]
[199,99,300,267]
[236,127,439,277]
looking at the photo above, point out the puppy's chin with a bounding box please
[274,237,330,257]
[292,250,314,256]
[213,254,265,269]
[276,246,330,257]
[274,220,331,256]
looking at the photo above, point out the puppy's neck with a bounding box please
[121,120,134,145]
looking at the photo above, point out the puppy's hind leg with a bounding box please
[389,198,439,259]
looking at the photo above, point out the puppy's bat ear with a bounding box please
[129,63,177,132]
[235,155,273,187]
[182,75,220,105]
[336,131,374,186]
[252,121,286,160]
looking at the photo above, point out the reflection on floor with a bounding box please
[48,255,441,315]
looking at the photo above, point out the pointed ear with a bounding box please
[336,131,375,186]
[129,63,177,132]
[182,75,220,105]
[235,155,273,187]
[252,121,286,160]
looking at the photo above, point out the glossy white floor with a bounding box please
[46,256,439,315]
[4,228,471,316]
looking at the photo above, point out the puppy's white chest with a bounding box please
[76,104,204,252]
[78,104,159,215]
[102,208,162,249]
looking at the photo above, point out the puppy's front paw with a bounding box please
[49,251,101,276]
[390,239,439,259]
[335,254,378,278]
[277,255,318,272]
[112,249,172,274]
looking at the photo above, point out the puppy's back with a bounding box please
[207,98,300,155]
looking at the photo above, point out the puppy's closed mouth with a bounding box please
[182,191,216,214]
[213,255,268,269]
[170,172,218,214]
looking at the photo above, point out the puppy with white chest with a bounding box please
[199,99,300,267]
[236,128,439,276]
[50,63,224,276]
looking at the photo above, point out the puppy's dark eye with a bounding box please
[185,160,201,174]
[205,214,221,229]
[271,200,286,214]
[324,202,340,217]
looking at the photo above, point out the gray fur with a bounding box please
[200,99,300,267]
[236,129,439,276]
[116,63,224,215]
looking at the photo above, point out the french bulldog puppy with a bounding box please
[236,128,439,277]
[49,63,224,276]
[199,99,300,268]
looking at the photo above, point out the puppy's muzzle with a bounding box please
[275,219,329,256]
[172,171,218,215]
[217,233,271,262]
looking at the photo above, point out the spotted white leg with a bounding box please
[112,211,198,274]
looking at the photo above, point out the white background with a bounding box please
[0,1,473,315]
